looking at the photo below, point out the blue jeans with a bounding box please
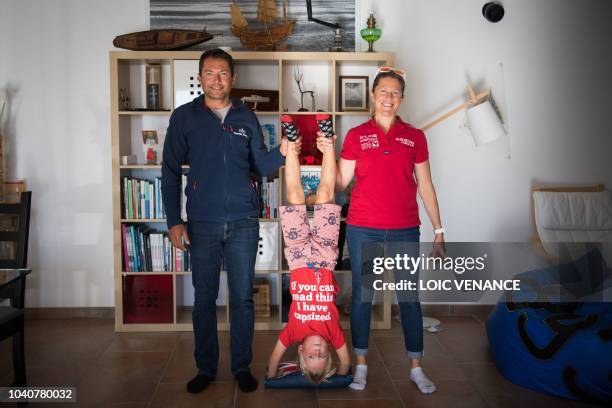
[347,224,424,359]
[188,217,259,376]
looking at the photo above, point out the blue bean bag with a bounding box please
[264,361,353,389]
[486,249,612,403]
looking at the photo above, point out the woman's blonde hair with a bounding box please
[298,351,337,384]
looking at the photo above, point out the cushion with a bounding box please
[533,191,612,230]
[264,361,352,389]
[533,190,612,264]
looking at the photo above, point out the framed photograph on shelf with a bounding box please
[339,76,369,112]
[141,130,159,164]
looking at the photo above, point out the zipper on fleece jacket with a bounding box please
[201,100,232,218]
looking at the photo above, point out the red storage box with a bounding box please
[123,275,173,324]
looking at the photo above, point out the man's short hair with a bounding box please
[199,48,235,76]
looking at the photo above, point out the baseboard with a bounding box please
[392,304,494,317]
[24,305,492,322]
[25,307,114,319]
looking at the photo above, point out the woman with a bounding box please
[336,67,444,393]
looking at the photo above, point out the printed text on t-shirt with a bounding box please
[291,281,336,322]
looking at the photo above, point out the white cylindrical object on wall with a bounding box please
[466,100,506,146]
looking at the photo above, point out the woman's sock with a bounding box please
[349,364,367,390]
[410,367,436,393]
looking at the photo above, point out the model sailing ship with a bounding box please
[231,0,296,50]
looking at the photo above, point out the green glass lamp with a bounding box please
[360,13,382,52]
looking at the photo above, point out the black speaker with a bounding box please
[482,2,505,23]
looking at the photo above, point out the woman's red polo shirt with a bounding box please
[340,117,429,229]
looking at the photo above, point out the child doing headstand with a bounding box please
[267,127,350,384]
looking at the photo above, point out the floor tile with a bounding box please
[12,314,596,407]
[76,350,170,405]
[106,331,180,352]
[374,332,448,364]
[24,318,114,367]
[384,356,467,383]
[395,379,488,408]
[76,403,149,408]
[149,382,235,408]
[236,364,317,408]
[317,360,399,401]
[458,362,580,408]
[318,399,403,408]
[161,336,233,383]
[434,317,494,364]
[26,363,89,387]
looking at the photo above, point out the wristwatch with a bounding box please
[433,227,446,235]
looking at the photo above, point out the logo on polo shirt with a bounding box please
[396,137,415,147]
[359,133,379,150]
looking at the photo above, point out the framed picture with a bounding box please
[339,76,369,111]
[301,166,321,198]
[141,130,159,164]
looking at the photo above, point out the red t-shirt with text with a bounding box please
[279,267,345,350]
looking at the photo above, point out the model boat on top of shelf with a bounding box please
[113,29,213,51]
[231,0,296,50]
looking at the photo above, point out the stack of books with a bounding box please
[121,225,190,272]
[258,177,280,219]
[122,177,165,219]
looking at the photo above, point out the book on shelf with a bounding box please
[122,176,185,220]
[257,177,279,219]
[121,224,190,272]
[281,273,291,323]
[301,168,321,198]
[122,176,163,219]
[261,123,277,148]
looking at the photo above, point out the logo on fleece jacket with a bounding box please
[232,127,248,139]
[227,124,249,140]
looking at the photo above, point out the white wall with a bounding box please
[1,0,611,307]
[0,0,149,307]
[359,0,612,241]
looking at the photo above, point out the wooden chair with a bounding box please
[0,191,32,386]
[1,180,26,204]
[0,191,31,268]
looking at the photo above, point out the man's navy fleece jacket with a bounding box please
[161,95,284,228]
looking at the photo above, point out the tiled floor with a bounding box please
[0,314,596,408]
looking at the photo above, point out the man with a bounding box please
[162,49,294,393]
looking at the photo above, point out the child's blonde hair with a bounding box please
[298,351,337,384]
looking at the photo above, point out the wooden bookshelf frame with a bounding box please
[110,51,394,332]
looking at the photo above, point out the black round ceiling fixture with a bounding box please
[482,2,505,23]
